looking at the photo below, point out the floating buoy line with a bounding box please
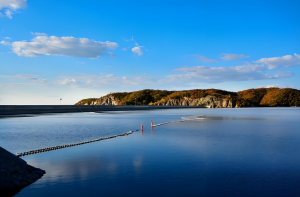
[16,118,193,157]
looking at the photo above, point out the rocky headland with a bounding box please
[158,95,236,108]
[75,88,300,108]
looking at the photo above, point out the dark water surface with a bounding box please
[1,108,300,197]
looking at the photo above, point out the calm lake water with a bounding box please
[1,108,300,197]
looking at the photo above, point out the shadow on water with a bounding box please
[0,183,33,197]
[194,115,270,120]
[0,115,36,119]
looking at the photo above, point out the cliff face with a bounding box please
[79,95,237,108]
[161,97,199,106]
[199,96,236,108]
[159,95,236,108]
[84,95,119,105]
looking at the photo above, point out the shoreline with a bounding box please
[0,105,205,115]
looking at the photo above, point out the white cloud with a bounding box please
[0,0,27,10]
[257,84,279,88]
[132,46,143,56]
[230,63,266,72]
[130,36,146,56]
[255,53,300,69]
[31,32,47,36]
[0,40,10,45]
[257,84,295,89]
[108,52,116,57]
[122,48,127,51]
[5,37,11,39]
[4,9,12,18]
[56,79,77,85]
[220,53,250,60]
[0,0,27,19]
[166,64,293,84]
[0,35,119,58]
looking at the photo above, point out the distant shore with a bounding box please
[0,105,205,115]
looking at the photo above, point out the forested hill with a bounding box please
[75,88,300,107]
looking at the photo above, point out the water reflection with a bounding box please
[1,108,300,197]
[26,157,105,184]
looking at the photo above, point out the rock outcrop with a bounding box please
[0,147,45,190]
[199,95,236,108]
[85,95,119,105]
[159,95,237,108]
[80,95,237,108]
[162,97,199,106]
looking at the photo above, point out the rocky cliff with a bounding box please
[81,95,237,108]
[78,95,237,108]
[0,147,45,191]
[84,95,119,105]
[159,95,236,108]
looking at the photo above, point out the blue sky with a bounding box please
[0,0,299,104]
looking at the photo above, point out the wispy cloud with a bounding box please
[255,53,300,69]
[55,73,152,88]
[0,74,37,79]
[0,40,10,45]
[0,82,25,86]
[194,53,249,63]
[166,64,293,84]
[0,74,49,84]
[130,36,146,56]
[0,0,27,19]
[31,32,47,36]
[1,63,295,90]
[0,35,119,58]
[108,52,116,57]
[196,55,219,63]
[257,84,295,88]
[258,84,279,88]
[220,53,250,60]
[135,72,147,75]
